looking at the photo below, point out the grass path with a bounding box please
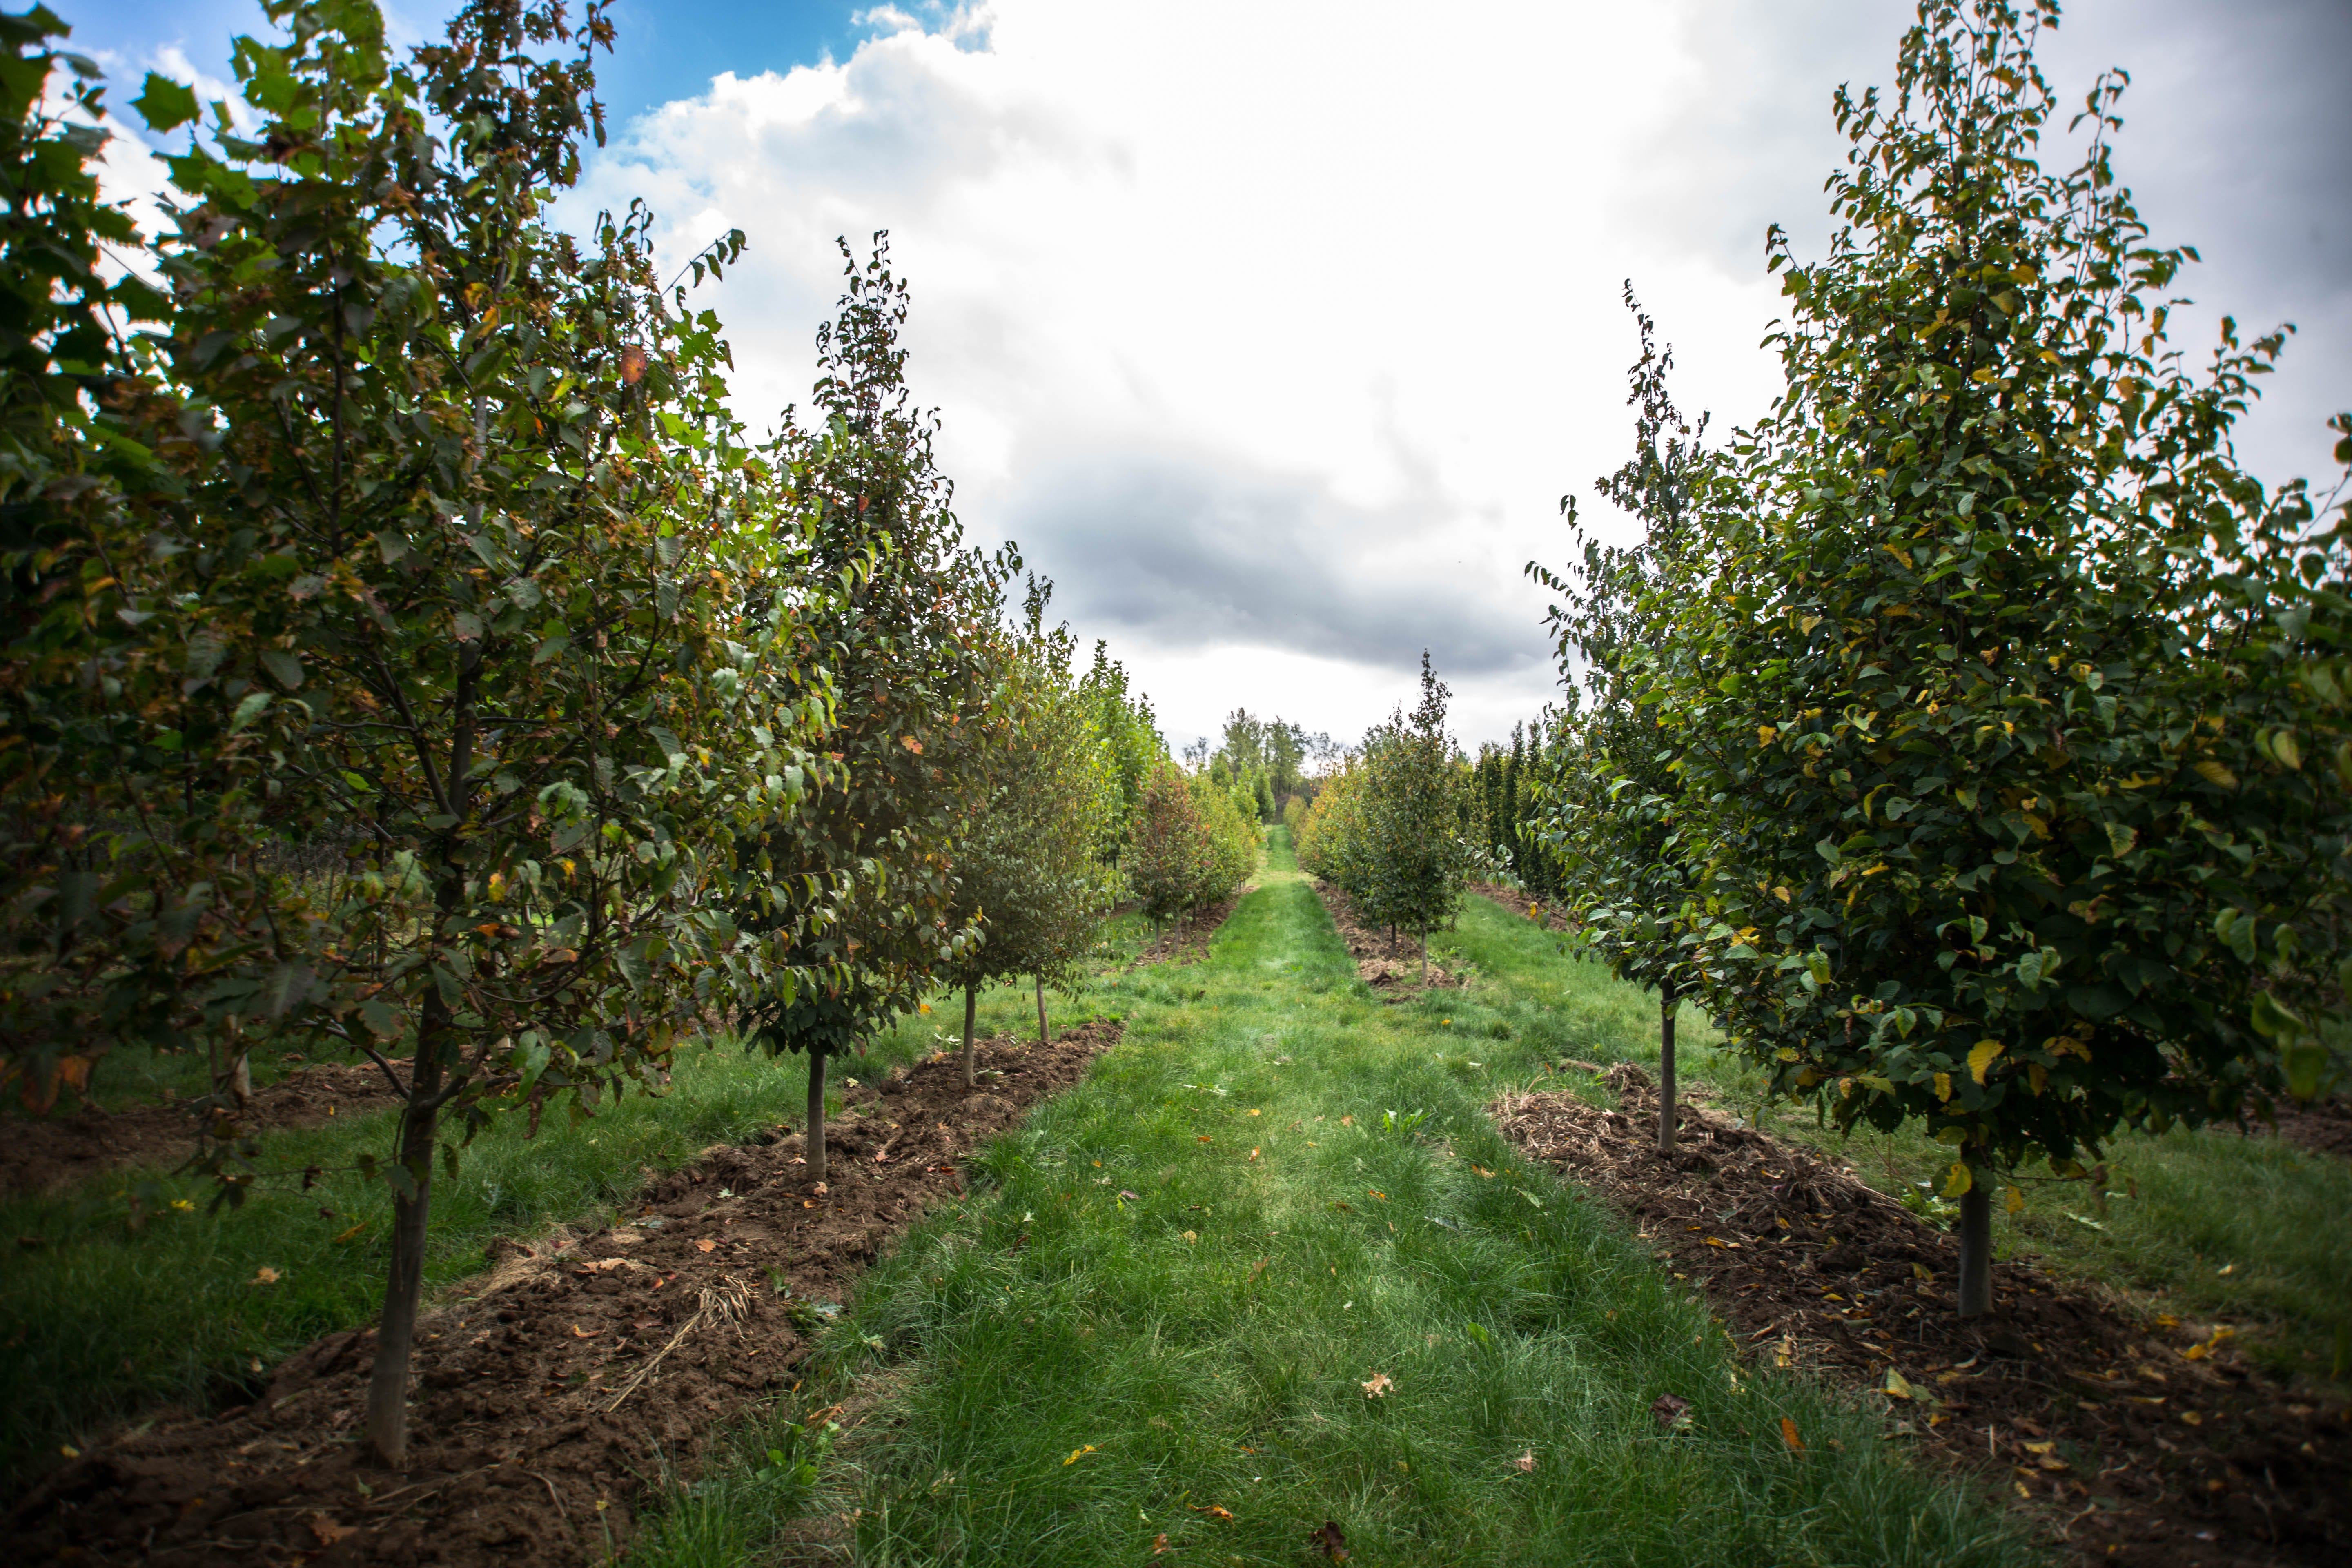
[646,833,2031,1567]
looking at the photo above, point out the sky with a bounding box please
[58,0,2352,755]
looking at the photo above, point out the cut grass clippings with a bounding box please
[640,833,2033,1568]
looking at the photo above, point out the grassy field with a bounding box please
[1429,893,2352,1385]
[637,832,2032,1567]
[0,935,1149,1496]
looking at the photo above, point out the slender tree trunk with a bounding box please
[1657,976,1677,1154]
[1956,1180,1993,1317]
[1419,927,1428,987]
[963,982,978,1089]
[1034,973,1050,1046]
[805,1045,829,1184]
[364,993,450,1467]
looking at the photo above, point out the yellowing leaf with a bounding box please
[2002,1186,2024,1216]
[252,1266,283,1285]
[1932,1071,1953,1101]
[2193,759,2238,790]
[1967,1039,2004,1084]
[1883,1369,1915,1400]
[1779,1417,1804,1452]
[1062,1444,1096,1466]
[1941,1161,1973,1198]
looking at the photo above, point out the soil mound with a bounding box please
[1311,881,1459,992]
[3,1020,1123,1566]
[0,1065,405,1200]
[1493,1080,2350,1568]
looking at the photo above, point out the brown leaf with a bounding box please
[1151,1532,1170,1555]
[1514,1449,1536,1473]
[695,1239,718,1254]
[813,1182,829,1197]
[1361,1372,1393,1399]
[571,1324,599,1338]
[310,1513,357,1547]
[1650,1392,1690,1428]
[1187,1503,1234,1521]
[1310,1519,1350,1561]
[1779,1417,1805,1452]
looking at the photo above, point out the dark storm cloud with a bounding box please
[989,445,1552,678]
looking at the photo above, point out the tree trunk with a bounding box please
[962,982,978,1089]
[1419,927,1428,987]
[1034,974,1050,1046]
[1656,977,1677,1154]
[363,993,450,1467]
[1956,1180,1993,1317]
[805,1045,829,1184]
[225,1047,253,1108]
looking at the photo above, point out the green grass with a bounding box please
[633,832,2032,1568]
[1430,892,2352,1384]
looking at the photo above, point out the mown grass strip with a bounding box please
[1437,892,2352,1382]
[642,834,2031,1567]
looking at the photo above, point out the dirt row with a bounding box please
[1,1065,406,1202]
[1492,1069,2351,1568]
[1310,880,1462,993]
[1118,891,1246,969]
[1467,880,1562,929]
[3,1020,1126,1568]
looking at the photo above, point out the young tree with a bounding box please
[1362,655,1467,983]
[103,0,841,1461]
[734,236,1006,1181]
[1077,640,1167,864]
[1128,758,1211,949]
[1642,0,2352,1316]
[1531,290,1714,1151]
[940,588,1118,1082]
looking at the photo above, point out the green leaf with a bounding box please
[132,72,199,131]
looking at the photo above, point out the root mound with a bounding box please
[1492,1081,2351,1568]
[4,1020,1123,1567]
[0,1065,405,1200]
[1310,880,1460,993]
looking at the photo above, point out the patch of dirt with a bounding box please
[2250,1098,2352,1163]
[1310,880,1460,993]
[1127,892,1245,969]
[2,1019,1124,1567]
[0,1064,406,1200]
[1492,1073,2352,1568]
[1469,881,1563,931]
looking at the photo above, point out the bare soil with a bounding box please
[2249,1098,2352,1163]
[1311,881,1460,993]
[2,1020,1123,1567]
[0,1065,405,1201]
[1126,892,1245,969]
[1492,1070,2351,1568]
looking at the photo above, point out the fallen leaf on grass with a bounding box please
[1062,1445,1097,1466]
[1188,1503,1234,1520]
[1339,1115,1353,1126]
[1514,1450,1536,1473]
[252,1267,282,1285]
[1367,1189,1386,1201]
[1152,1532,1170,1554]
[1311,1519,1350,1560]
[1780,1417,1805,1452]
[330,1221,369,1244]
[1361,1372,1393,1398]
[1650,1393,1690,1428]
[1183,1230,1198,1243]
